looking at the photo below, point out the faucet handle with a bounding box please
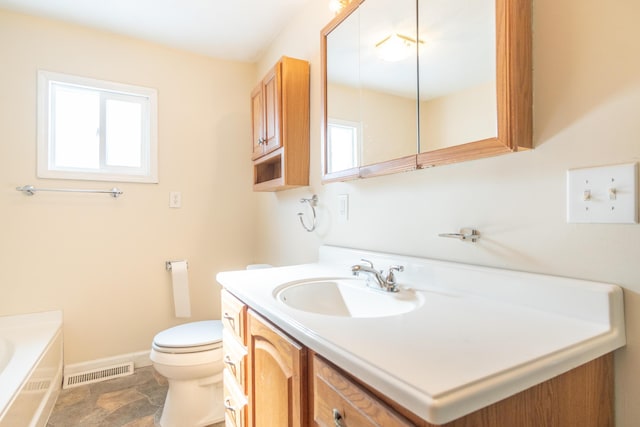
[386,265,405,286]
[388,265,404,273]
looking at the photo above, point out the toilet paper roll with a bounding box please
[170,261,191,318]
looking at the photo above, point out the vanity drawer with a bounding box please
[223,329,247,391]
[224,369,248,427]
[221,290,247,345]
[312,354,414,427]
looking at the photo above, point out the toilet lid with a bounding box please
[153,320,223,350]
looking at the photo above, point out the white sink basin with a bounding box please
[274,278,423,318]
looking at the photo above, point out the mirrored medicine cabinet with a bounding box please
[321,0,532,182]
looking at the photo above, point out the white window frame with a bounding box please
[326,118,361,173]
[37,70,158,183]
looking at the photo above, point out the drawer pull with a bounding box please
[332,408,344,427]
[224,355,237,374]
[224,398,235,413]
[224,355,236,366]
[225,398,238,425]
[223,312,235,328]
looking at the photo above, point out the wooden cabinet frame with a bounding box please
[321,0,532,182]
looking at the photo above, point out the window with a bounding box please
[326,119,360,173]
[37,70,158,183]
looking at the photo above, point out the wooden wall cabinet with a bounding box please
[251,56,310,191]
[321,0,532,182]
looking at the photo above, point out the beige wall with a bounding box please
[0,10,257,364]
[256,0,640,426]
[420,81,497,151]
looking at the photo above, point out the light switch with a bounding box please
[338,194,349,222]
[169,192,182,208]
[567,163,637,223]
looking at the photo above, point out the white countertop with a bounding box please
[216,246,626,424]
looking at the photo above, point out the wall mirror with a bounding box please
[321,0,531,182]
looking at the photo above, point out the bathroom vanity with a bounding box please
[217,246,625,426]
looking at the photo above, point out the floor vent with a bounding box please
[63,362,134,389]
[24,379,51,393]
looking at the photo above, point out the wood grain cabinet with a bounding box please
[251,56,310,191]
[251,66,280,160]
[221,291,248,427]
[247,310,307,427]
[311,352,614,427]
[311,354,413,427]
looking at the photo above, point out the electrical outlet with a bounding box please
[169,192,182,208]
[567,163,637,223]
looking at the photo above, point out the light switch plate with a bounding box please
[567,163,637,223]
[338,194,349,222]
[169,192,182,208]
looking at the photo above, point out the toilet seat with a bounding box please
[152,320,223,354]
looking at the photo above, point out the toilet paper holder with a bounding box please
[166,260,188,271]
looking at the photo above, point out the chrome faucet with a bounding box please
[351,259,404,292]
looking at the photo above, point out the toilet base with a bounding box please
[159,374,224,427]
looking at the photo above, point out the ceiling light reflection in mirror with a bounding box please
[375,33,423,62]
[329,0,351,14]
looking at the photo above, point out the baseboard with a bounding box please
[63,350,151,377]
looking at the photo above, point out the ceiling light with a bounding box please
[329,0,351,14]
[375,33,422,62]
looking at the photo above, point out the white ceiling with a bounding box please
[0,0,312,61]
[1,0,495,100]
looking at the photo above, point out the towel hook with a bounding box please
[438,228,481,243]
[298,194,318,232]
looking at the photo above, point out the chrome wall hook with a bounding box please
[438,228,481,242]
[298,194,318,232]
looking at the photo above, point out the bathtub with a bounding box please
[0,311,63,427]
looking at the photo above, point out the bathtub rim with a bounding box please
[0,310,63,423]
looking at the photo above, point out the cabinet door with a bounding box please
[251,84,265,160]
[247,310,306,427]
[262,64,281,155]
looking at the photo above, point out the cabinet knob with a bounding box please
[258,137,265,145]
[332,408,345,427]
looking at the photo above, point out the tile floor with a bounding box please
[46,366,225,427]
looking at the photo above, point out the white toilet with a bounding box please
[150,320,224,427]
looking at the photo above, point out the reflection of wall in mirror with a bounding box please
[328,82,416,167]
[419,81,497,152]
